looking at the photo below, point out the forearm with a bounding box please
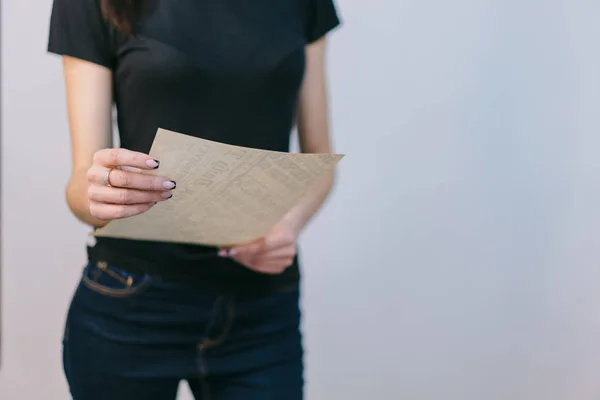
[281,169,336,237]
[66,168,109,228]
[281,38,338,237]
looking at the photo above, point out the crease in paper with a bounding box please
[94,128,344,246]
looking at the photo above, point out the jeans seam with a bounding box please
[199,297,235,350]
[195,356,211,400]
[96,261,132,286]
[195,295,235,399]
[196,298,223,400]
[81,269,152,298]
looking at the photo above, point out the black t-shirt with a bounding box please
[47,0,340,293]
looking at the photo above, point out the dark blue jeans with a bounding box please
[63,261,303,399]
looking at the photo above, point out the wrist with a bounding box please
[280,212,304,239]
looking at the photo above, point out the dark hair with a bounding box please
[101,0,147,35]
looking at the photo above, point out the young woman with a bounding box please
[47,0,341,398]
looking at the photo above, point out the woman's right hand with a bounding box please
[86,148,176,221]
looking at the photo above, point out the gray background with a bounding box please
[2,0,600,399]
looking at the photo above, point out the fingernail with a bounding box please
[228,249,237,256]
[146,159,159,169]
[161,191,173,199]
[218,249,227,257]
[148,202,157,206]
[162,180,176,190]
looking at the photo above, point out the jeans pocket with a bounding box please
[81,261,152,298]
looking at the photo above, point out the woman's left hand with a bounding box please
[219,223,297,274]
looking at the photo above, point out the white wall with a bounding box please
[2,0,600,399]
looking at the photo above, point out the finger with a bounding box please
[228,247,295,270]
[119,166,143,173]
[219,238,261,257]
[233,257,287,273]
[220,225,297,257]
[246,258,295,275]
[255,257,295,270]
[89,201,156,220]
[246,246,295,260]
[93,148,160,170]
[231,239,268,257]
[88,164,176,191]
[227,235,292,257]
[88,185,173,205]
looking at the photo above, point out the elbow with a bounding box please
[65,177,83,220]
[321,167,336,196]
[65,174,101,227]
[66,173,83,203]
[65,178,76,213]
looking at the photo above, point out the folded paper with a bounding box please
[94,128,344,246]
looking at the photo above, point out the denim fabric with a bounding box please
[62,261,303,399]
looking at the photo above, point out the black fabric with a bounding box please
[48,0,340,293]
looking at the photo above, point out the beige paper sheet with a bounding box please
[94,128,344,246]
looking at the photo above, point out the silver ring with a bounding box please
[103,167,114,187]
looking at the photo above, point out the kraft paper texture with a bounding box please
[94,128,344,246]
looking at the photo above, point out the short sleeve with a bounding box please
[47,0,114,68]
[303,0,341,44]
